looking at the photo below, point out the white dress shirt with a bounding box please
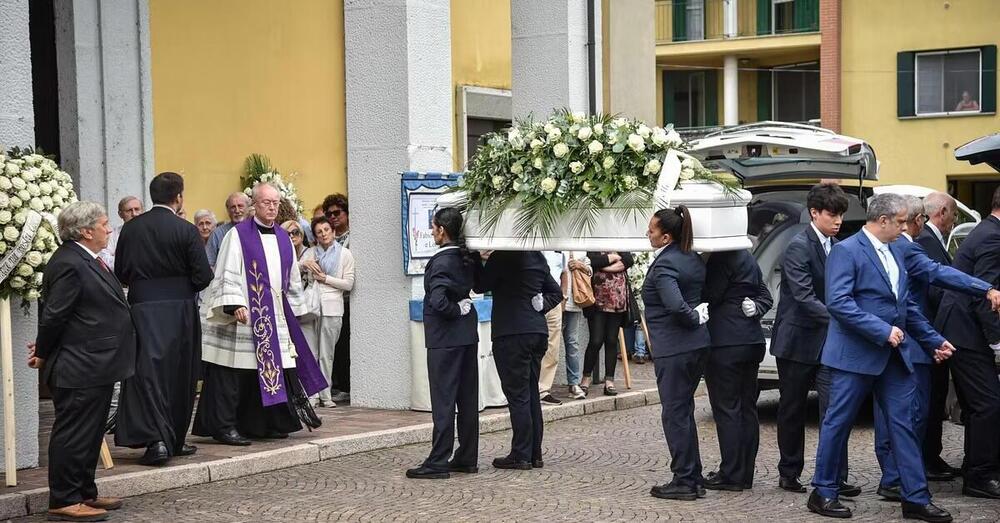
[925,221,948,251]
[862,227,899,298]
[811,222,832,256]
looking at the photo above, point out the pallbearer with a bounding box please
[702,248,773,491]
[406,208,481,479]
[643,206,711,501]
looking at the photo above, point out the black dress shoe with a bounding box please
[175,444,197,457]
[838,483,862,497]
[901,501,953,522]
[532,459,544,469]
[447,462,479,474]
[963,478,1000,499]
[779,476,807,493]
[703,471,744,491]
[213,428,252,446]
[697,485,707,498]
[138,441,169,466]
[807,490,852,518]
[492,456,532,470]
[650,482,699,501]
[877,484,901,501]
[925,468,957,482]
[406,465,449,479]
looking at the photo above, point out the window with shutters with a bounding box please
[686,0,705,41]
[772,0,795,34]
[771,62,820,122]
[915,49,982,115]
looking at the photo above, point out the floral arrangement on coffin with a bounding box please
[241,153,304,215]
[455,109,740,239]
[0,148,78,309]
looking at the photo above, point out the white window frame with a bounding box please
[772,0,795,35]
[770,61,820,122]
[914,48,983,117]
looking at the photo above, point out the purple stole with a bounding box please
[235,218,328,406]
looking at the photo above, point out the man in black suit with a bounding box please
[114,172,213,466]
[702,248,773,491]
[475,250,563,470]
[934,187,1000,499]
[915,191,961,479]
[29,201,136,521]
[771,183,857,495]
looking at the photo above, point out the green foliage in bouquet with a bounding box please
[457,109,739,239]
[241,153,304,215]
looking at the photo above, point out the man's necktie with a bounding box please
[877,245,899,298]
[97,258,111,273]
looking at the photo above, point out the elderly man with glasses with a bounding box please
[205,191,252,268]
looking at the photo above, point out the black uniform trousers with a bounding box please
[704,344,763,487]
[332,301,351,393]
[48,384,114,509]
[192,363,302,439]
[653,348,708,488]
[947,345,1000,482]
[423,345,480,470]
[775,358,847,483]
[492,333,547,463]
[922,361,953,464]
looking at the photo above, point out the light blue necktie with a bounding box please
[877,245,899,298]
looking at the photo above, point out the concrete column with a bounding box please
[0,0,40,470]
[723,55,739,126]
[344,0,453,409]
[511,0,591,119]
[593,0,655,123]
[55,0,155,213]
[724,0,738,39]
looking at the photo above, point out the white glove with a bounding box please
[694,303,710,325]
[991,341,1000,356]
[458,299,473,316]
[531,293,544,312]
[741,297,757,318]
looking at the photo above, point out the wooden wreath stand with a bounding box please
[2,298,15,486]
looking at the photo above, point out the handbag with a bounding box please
[569,254,596,308]
[299,274,323,322]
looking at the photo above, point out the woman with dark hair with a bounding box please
[581,251,634,396]
[643,205,712,502]
[407,207,481,479]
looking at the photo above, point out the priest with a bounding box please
[114,172,214,466]
[194,183,328,445]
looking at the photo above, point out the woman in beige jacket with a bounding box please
[300,216,355,407]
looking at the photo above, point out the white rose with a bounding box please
[607,131,619,145]
[17,189,30,202]
[56,187,68,198]
[9,197,22,211]
[543,123,555,134]
[0,194,8,209]
[680,167,696,180]
[0,243,7,255]
[11,177,26,191]
[33,273,43,286]
[588,141,604,155]
[510,162,523,175]
[552,142,570,158]
[602,156,615,170]
[613,118,628,127]
[645,159,662,174]
[533,157,544,170]
[651,129,667,147]
[637,125,651,138]
[627,134,646,152]
[52,195,63,207]
[665,129,682,145]
[25,251,43,267]
[509,135,526,150]
[3,226,18,242]
[512,180,523,192]
[16,263,32,277]
[681,157,696,170]
[29,198,44,212]
[0,177,11,191]
[593,123,604,135]
[546,127,562,141]
[530,138,544,150]
[41,196,53,210]
[582,181,594,193]
[0,210,10,224]
[623,175,639,190]
[33,238,45,251]
[4,164,20,176]
[25,289,40,301]
[507,128,521,140]
[13,210,26,226]
[38,181,52,195]
[41,164,54,176]
[492,175,505,190]
[27,183,40,197]
[569,161,585,174]
[577,127,593,141]
[9,276,24,289]
[540,177,557,194]
[572,111,587,123]
[22,167,40,182]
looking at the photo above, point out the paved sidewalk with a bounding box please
[11,390,989,523]
[0,361,658,519]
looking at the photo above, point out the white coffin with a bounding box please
[438,180,752,252]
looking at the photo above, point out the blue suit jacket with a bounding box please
[642,244,711,357]
[821,230,944,376]
[895,235,992,364]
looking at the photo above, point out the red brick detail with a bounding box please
[819,0,841,133]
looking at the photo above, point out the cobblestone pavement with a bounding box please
[16,390,994,522]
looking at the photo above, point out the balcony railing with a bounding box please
[655,0,819,45]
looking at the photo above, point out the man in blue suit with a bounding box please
[808,194,954,522]
[873,196,999,501]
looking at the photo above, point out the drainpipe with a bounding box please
[587,0,596,115]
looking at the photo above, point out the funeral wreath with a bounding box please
[455,109,740,238]
[0,147,78,309]
[242,153,305,215]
